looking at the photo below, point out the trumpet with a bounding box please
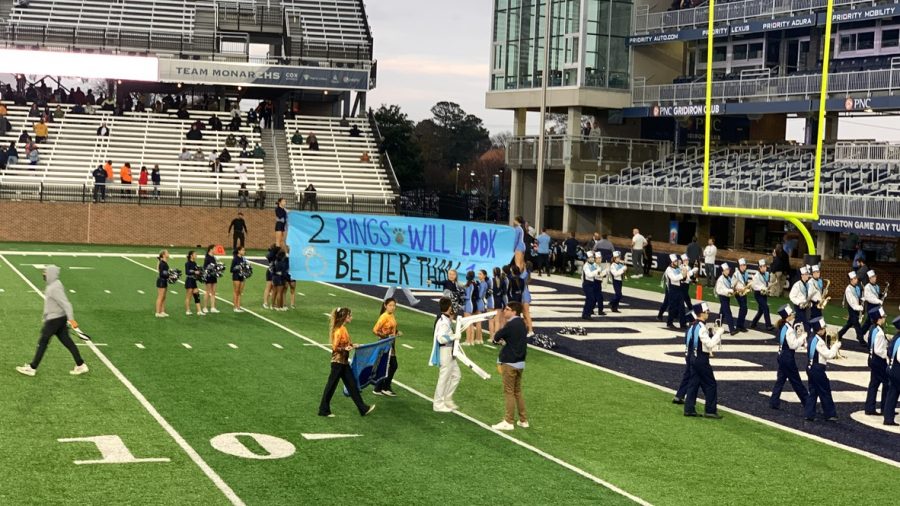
[826,330,843,359]
[816,279,831,309]
[709,318,725,357]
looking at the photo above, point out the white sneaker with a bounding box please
[70,364,89,375]
[382,390,397,397]
[186,311,192,316]
[372,390,384,396]
[492,420,515,431]
[233,308,244,313]
[433,404,453,413]
[201,308,209,314]
[16,365,36,376]
[445,400,459,410]
[160,312,170,318]
[262,303,270,309]
[209,308,220,314]
[527,331,535,338]
[516,420,530,428]
[155,313,163,318]
[197,310,205,316]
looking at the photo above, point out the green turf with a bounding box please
[0,247,896,505]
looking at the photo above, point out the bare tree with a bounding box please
[465,148,506,221]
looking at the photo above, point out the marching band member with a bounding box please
[789,266,812,332]
[883,315,900,426]
[769,305,809,410]
[859,270,883,339]
[672,302,707,405]
[373,297,402,396]
[733,258,750,332]
[807,265,825,323]
[804,317,841,422]
[202,245,220,314]
[430,297,461,412]
[680,254,695,312]
[184,250,204,316]
[749,259,774,331]
[230,246,248,312]
[656,257,671,322]
[581,252,600,320]
[864,307,888,416]
[683,302,724,419]
[317,307,376,417]
[837,271,865,346]
[715,263,737,335]
[591,256,607,318]
[665,254,687,330]
[155,250,170,318]
[609,251,627,313]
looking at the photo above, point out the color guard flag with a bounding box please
[344,337,395,395]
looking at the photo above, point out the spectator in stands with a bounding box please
[237,184,250,208]
[225,133,237,148]
[91,165,107,202]
[302,184,318,211]
[186,125,203,141]
[33,119,48,143]
[238,135,249,150]
[71,87,85,105]
[0,113,8,137]
[28,145,39,166]
[339,115,350,127]
[24,140,37,157]
[28,103,40,118]
[210,158,223,174]
[138,167,148,198]
[234,160,248,179]
[178,148,191,161]
[97,122,110,137]
[770,243,789,298]
[228,115,242,132]
[53,105,65,120]
[208,150,218,165]
[151,165,161,199]
[307,133,320,151]
[85,103,97,115]
[209,115,223,131]
[176,106,190,120]
[360,151,371,163]
[219,148,232,164]
[192,119,205,131]
[0,145,7,170]
[349,124,361,137]
[120,163,133,195]
[101,95,115,111]
[6,142,18,167]
[14,0,30,9]
[254,184,267,209]
[247,109,257,126]
[19,130,31,144]
[237,170,249,187]
[252,143,266,159]
[0,101,7,118]
[193,148,206,162]
[291,130,303,145]
[104,160,114,182]
[72,104,85,114]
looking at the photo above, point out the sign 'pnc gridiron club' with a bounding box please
[286,212,516,290]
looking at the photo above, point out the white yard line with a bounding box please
[135,343,145,349]
[0,254,245,506]
[182,343,193,350]
[120,255,649,505]
[272,343,283,349]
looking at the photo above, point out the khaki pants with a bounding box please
[771,272,785,297]
[501,364,527,424]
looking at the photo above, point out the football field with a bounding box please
[0,243,897,505]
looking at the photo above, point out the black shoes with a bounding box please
[765,325,775,331]
[825,416,838,422]
[885,421,899,426]
[672,398,685,405]
[684,412,700,417]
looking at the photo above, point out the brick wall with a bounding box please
[0,201,279,250]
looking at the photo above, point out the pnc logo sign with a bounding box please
[844,97,871,111]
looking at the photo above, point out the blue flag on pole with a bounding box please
[286,212,516,290]
[343,337,395,395]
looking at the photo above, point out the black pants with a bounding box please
[770,351,808,409]
[566,255,577,274]
[751,291,772,328]
[232,233,245,251]
[318,362,369,416]
[684,354,718,415]
[92,183,106,202]
[838,308,862,341]
[31,316,85,369]
[375,355,398,392]
[865,356,888,413]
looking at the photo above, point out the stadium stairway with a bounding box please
[271,127,294,195]
[259,126,285,196]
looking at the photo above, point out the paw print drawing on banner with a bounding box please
[303,246,328,278]
[393,228,405,245]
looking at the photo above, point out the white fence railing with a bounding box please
[834,141,900,163]
[506,135,671,168]
[634,0,893,35]
[633,67,900,105]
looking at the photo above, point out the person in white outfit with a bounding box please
[430,297,461,412]
[703,238,717,287]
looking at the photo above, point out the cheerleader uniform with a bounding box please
[231,255,247,282]
[514,225,526,254]
[520,270,532,304]
[464,282,476,314]
[203,254,218,285]
[265,246,278,283]
[184,260,199,290]
[275,206,287,232]
[486,278,497,311]
[477,279,488,312]
[509,275,523,303]
[272,255,286,287]
[501,276,509,307]
[157,260,169,288]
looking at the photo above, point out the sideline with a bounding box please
[0,254,246,506]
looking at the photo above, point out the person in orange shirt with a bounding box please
[318,307,376,417]
[372,298,402,396]
[33,119,49,143]
[120,163,133,197]
[103,160,114,181]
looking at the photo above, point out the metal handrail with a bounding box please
[368,110,401,196]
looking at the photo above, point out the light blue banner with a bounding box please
[286,212,516,289]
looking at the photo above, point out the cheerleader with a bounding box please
[284,246,297,309]
[231,246,248,312]
[317,307,375,417]
[262,244,278,309]
[521,261,534,337]
[184,250,204,316]
[373,297,402,396]
[274,197,287,247]
[475,269,490,344]
[463,271,478,346]
[155,250,170,318]
[202,245,220,314]
[512,216,526,272]
[769,305,809,410]
[508,264,523,304]
[490,267,504,339]
[272,249,287,311]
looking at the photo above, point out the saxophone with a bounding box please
[817,279,831,309]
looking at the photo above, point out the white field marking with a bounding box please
[272,343,283,349]
[182,343,193,350]
[851,411,900,434]
[76,343,107,347]
[1,251,160,257]
[720,370,871,389]
[0,255,246,506]
[401,343,414,350]
[137,290,145,294]
[759,390,868,403]
[69,289,76,293]
[123,255,653,505]
[483,344,497,349]
[135,343,145,349]
[328,293,336,297]
[0,288,5,292]
[301,433,362,441]
[68,267,95,270]
[170,290,178,295]
[21,263,50,269]
[322,312,330,317]
[321,280,900,472]
[296,292,305,296]
[104,290,111,294]
[228,343,238,349]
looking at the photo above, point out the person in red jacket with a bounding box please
[138,166,148,198]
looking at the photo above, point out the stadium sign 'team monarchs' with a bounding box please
[286,212,516,289]
[158,59,370,91]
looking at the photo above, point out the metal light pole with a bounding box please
[455,163,460,193]
[533,0,553,232]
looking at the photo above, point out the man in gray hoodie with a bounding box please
[16,265,89,376]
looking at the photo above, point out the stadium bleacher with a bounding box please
[8,0,198,35]
[284,0,372,63]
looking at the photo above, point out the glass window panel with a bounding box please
[883,29,900,48]
[858,31,875,50]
